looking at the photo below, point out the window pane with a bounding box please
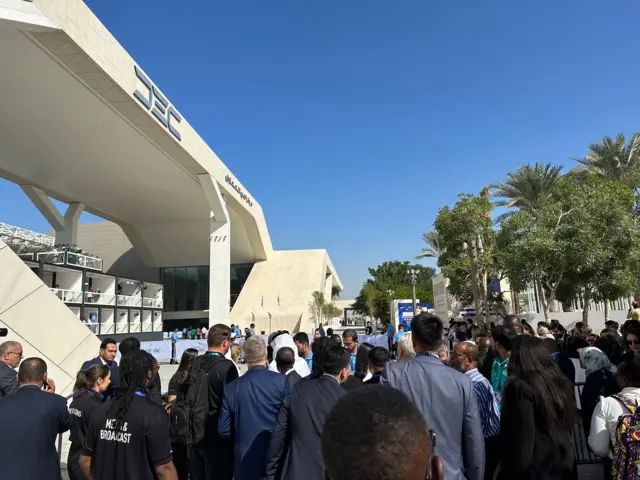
[174,267,187,311]
[163,268,176,312]
[198,266,209,310]
[185,267,197,310]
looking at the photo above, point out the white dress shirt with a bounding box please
[588,387,640,458]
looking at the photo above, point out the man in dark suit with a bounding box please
[0,340,22,399]
[0,357,70,480]
[381,313,484,480]
[81,337,120,400]
[275,346,302,388]
[364,347,389,385]
[266,343,349,480]
[219,335,289,480]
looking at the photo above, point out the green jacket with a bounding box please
[491,356,509,410]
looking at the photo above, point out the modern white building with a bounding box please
[0,0,342,394]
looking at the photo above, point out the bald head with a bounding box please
[503,315,522,334]
[18,357,47,385]
[450,341,479,373]
[476,335,491,353]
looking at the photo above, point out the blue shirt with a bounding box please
[466,368,500,438]
[349,352,357,374]
[234,327,241,336]
[171,332,179,342]
[393,330,406,344]
[387,324,394,338]
[305,351,313,372]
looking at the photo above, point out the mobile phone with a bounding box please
[0,328,7,337]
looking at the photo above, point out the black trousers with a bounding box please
[68,465,85,480]
[171,442,189,480]
[189,439,233,480]
[485,436,500,480]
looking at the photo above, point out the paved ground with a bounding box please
[59,362,602,479]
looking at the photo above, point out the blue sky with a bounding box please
[2,0,640,298]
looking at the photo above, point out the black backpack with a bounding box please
[169,358,210,445]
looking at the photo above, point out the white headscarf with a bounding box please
[269,333,310,378]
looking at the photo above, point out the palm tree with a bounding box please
[572,133,640,188]
[492,162,564,216]
[416,229,446,260]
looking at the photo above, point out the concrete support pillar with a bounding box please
[20,185,84,245]
[198,174,231,327]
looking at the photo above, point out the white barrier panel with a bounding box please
[175,340,208,359]
[140,341,173,361]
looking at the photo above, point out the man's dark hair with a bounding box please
[491,325,518,351]
[18,357,47,383]
[100,338,117,350]
[605,320,619,330]
[618,357,640,387]
[327,328,334,336]
[398,324,405,330]
[116,350,155,422]
[275,346,296,372]
[411,313,443,351]
[208,324,231,347]
[331,334,342,344]
[322,344,350,375]
[293,332,309,345]
[368,347,390,369]
[118,337,141,356]
[342,329,358,342]
[542,337,559,354]
[323,386,430,480]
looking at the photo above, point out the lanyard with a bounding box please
[205,351,224,358]
[417,352,440,361]
[134,390,146,397]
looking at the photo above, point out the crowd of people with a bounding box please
[2,312,640,479]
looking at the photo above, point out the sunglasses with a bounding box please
[628,339,639,346]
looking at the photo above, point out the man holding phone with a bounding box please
[0,357,70,479]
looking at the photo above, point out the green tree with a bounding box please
[572,133,640,188]
[353,261,435,323]
[492,162,564,216]
[308,291,326,324]
[434,192,500,330]
[416,229,446,261]
[498,174,640,322]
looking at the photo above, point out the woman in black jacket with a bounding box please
[67,365,111,480]
[498,335,577,480]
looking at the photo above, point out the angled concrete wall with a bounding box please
[231,250,339,334]
[0,240,100,396]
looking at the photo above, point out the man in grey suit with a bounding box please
[381,313,484,480]
[0,340,22,399]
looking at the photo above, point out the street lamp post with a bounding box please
[407,269,418,316]
[387,289,394,330]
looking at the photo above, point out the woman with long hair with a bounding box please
[67,365,111,480]
[167,348,198,480]
[578,347,620,436]
[498,335,576,480]
[167,348,199,404]
[342,342,374,391]
[79,350,178,479]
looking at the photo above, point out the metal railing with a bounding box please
[571,382,605,465]
[84,292,116,305]
[142,297,163,308]
[36,250,102,271]
[117,294,142,307]
[51,288,83,303]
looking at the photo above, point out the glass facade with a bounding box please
[161,264,253,312]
